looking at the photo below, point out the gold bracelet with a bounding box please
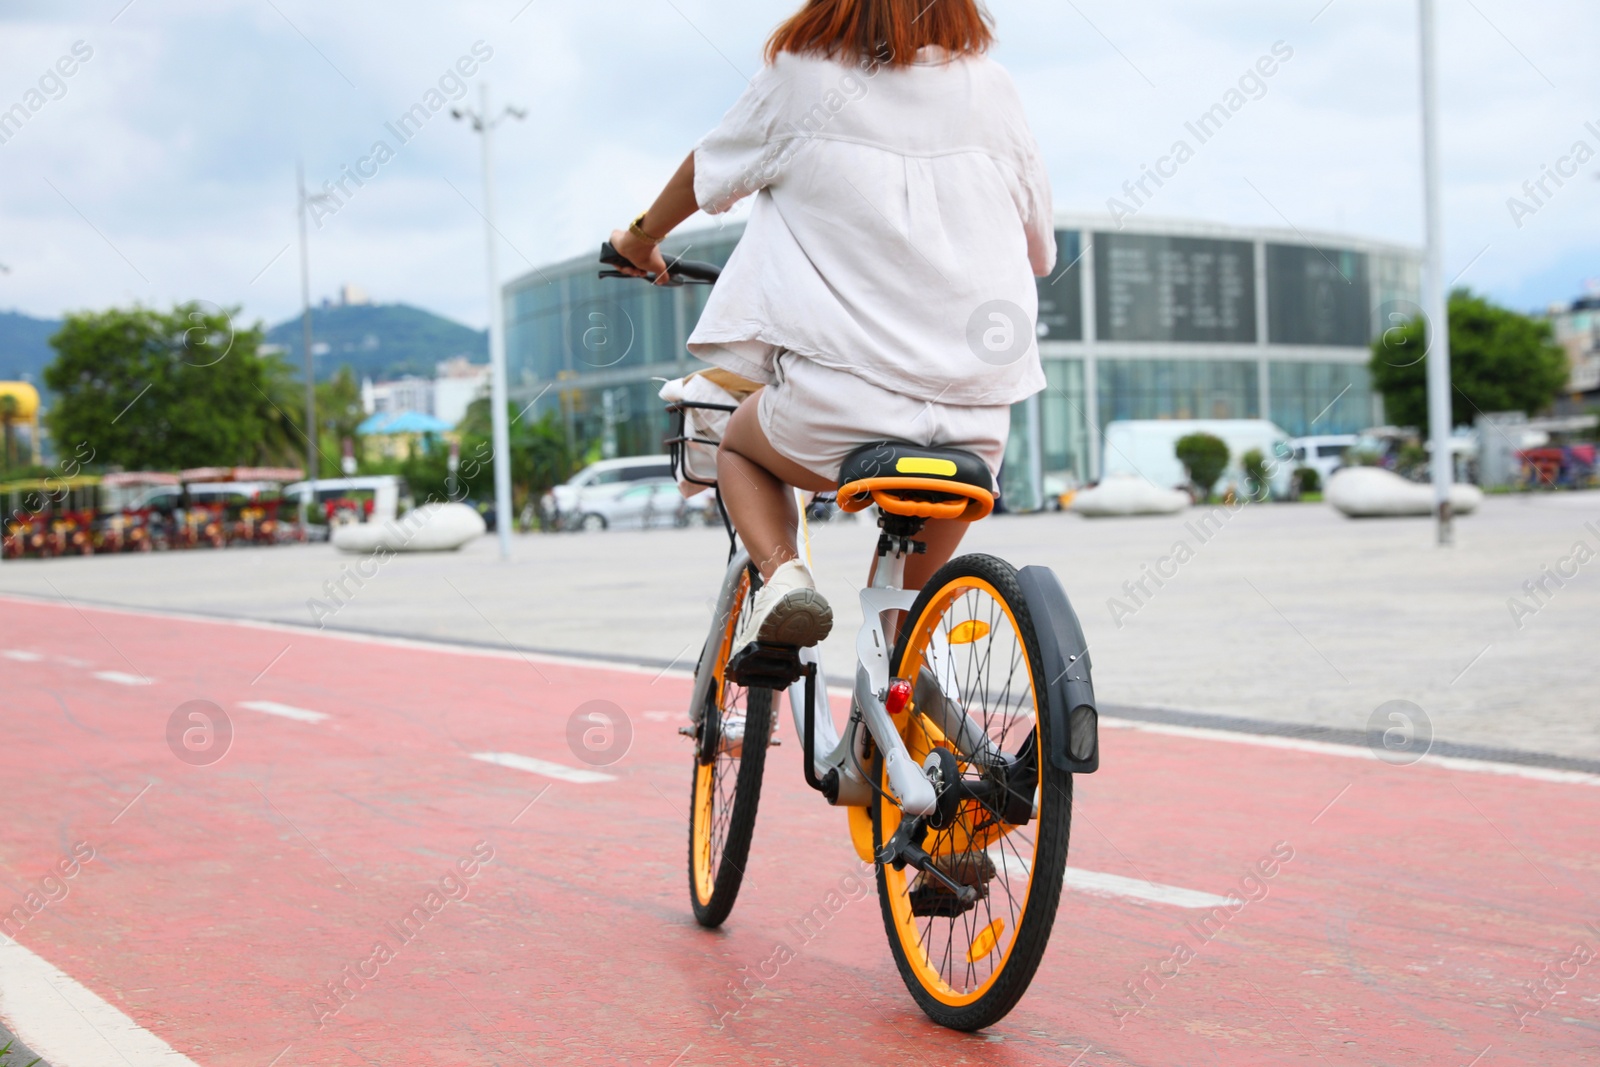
[629,212,663,245]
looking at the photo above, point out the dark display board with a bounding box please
[1093,233,1257,343]
[1266,244,1371,347]
[1035,230,1084,342]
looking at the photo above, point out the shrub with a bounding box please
[1175,433,1229,501]
[1241,448,1270,500]
[1396,442,1429,480]
[1294,466,1321,494]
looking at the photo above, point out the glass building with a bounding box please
[504,215,1420,510]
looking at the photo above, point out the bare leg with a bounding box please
[717,392,833,581]
[905,518,968,590]
[719,392,976,590]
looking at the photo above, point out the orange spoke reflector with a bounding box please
[967,917,1005,963]
[947,620,990,645]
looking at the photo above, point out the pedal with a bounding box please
[909,882,977,918]
[908,852,996,918]
[725,641,805,689]
[876,813,979,912]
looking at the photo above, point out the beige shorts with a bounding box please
[757,354,1010,483]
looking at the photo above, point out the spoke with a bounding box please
[895,576,1056,995]
[706,577,753,887]
[973,868,995,983]
[996,824,1030,933]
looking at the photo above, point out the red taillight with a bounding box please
[886,678,913,717]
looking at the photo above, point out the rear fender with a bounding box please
[1016,566,1099,775]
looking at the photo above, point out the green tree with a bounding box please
[1370,289,1569,433]
[407,399,575,510]
[44,304,302,470]
[252,352,312,469]
[317,365,366,462]
[1175,432,1229,501]
[0,393,17,470]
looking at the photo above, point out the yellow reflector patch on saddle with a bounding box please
[947,620,990,645]
[967,917,1005,962]
[895,457,959,476]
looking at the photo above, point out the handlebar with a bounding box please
[598,241,721,287]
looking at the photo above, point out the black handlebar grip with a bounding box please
[597,241,721,286]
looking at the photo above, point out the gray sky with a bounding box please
[1,0,1595,331]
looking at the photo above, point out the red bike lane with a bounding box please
[0,595,1595,1066]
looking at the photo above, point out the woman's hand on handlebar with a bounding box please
[608,228,672,285]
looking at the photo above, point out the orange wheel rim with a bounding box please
[882,577,1042,1007]
[691,568,753,907]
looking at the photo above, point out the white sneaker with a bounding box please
[732,559,833,651]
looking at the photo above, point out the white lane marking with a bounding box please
[987,848,1233,909]
[1066,867,1234,909]
[0,934,201,1066]
[470,752,616,784]
[1100,718,1600,788]
[2,650,43,661]
[92,671,151,686]
[642,711,678,722]
[238,700,328,724]
[8,594,1596,789]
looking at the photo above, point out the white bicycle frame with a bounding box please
[686,498,1001,818]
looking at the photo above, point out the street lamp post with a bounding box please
[296,163,334,530]
[1419,0,1456,546]
[453,84,524,562]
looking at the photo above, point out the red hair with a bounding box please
[765,0,994,68]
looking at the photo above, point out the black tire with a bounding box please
[578,513,607,532]
[872,553,1073,1031]
[687,567,775,927]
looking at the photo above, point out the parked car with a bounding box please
[1289,434,1359,486]
[567,479,715,531]
[543,455,674,526]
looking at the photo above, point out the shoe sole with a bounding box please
[755,589,834,648]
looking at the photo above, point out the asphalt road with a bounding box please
[1,597,1596,1065]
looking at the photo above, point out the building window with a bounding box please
[1001,401,1039,512]
[1096,359,1260,423]
[564,380,674,461]
[1093,233,1257,343]
[1268,361,1373,436]
[1039,359,1089,488]
[1266,244,1372,346]
[1036,231,1084,341]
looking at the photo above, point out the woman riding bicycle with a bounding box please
[609,0,1055,653]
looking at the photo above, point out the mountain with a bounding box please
[265,303,488,382]
[0,310,62,386]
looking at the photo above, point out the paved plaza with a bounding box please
[3,490,1596,761]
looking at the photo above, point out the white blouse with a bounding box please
[686,48,1056,407]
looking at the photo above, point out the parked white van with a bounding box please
[1102,420,1296,499]
[542,454,675,526]
[1289,435,1359,486]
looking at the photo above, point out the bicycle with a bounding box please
[600,243,1101,1031]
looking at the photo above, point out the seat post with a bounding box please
[870,513,927,591]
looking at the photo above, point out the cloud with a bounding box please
[0,0,1594,331]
